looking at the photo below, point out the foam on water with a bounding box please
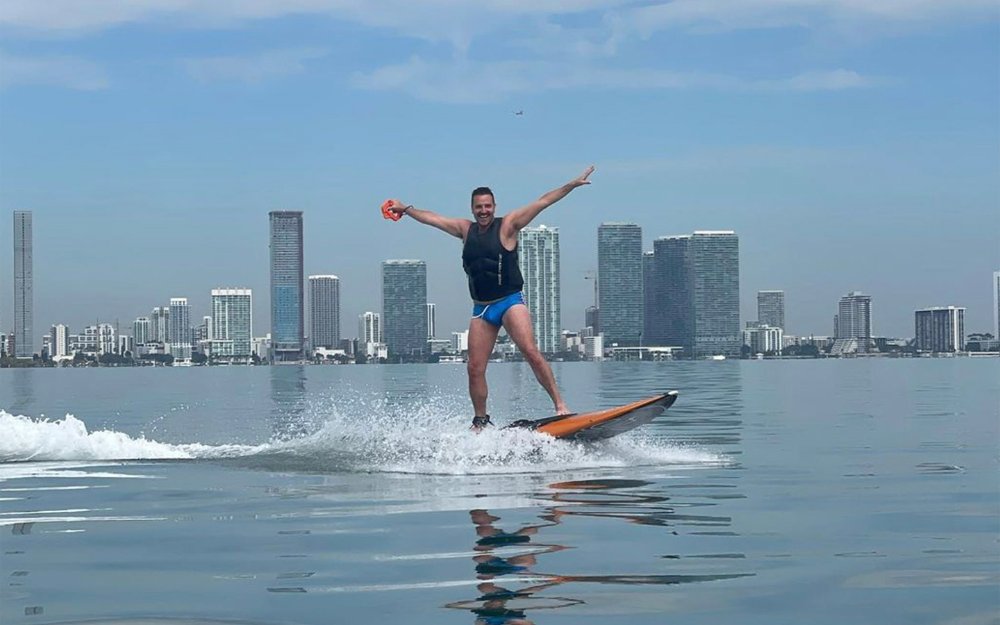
[0,410,258,463]
[0,398,725,475]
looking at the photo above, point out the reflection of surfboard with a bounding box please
[506,391,678,441]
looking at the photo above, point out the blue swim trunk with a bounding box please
[472,292,526,328]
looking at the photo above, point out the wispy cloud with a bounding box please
[183,47,329,84]
[616,0,997,37]
[353,57,875,102]
[0,51,108,90]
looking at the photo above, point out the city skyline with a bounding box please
[0,3,995,341]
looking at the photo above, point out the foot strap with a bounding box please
[471,415,493,428]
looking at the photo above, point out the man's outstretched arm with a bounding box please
[504,166,595,234]
[385,199,470,240]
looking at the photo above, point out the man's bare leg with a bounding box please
[467,317,500,422]
[502,305,571,415]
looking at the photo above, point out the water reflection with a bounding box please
[8,368,35,414]
[269,365,307,440]
[446,477,752,623]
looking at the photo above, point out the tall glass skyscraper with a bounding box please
[269,211,304,362]
[651,235,693,351]
[308,275,340,349]
[211,289,253,359]
[518,225,561,354]
[690,231,740,358]
[993,270,1000,338]
[642,251,655,346]
[13,210,33,358]
[382,260,427,362]
[757,290,785,330]
[598,223,643,347]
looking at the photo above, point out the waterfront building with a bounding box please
[757,290,785,330]
[598,223,643,347]
[75,324,116,355]
[743,324,784,355]
[269,211,305,362]
[359,312,382,345]
[650,235,692,351]
[835,291,873,353]
[168,297,191,359]
[690,231,741,358]
[994,270,1000,338]
[426,303,436,340]
[452,330,469,353]
[308,275,340,349]
[151,307,169,343]
[915,306,965,353]
[519,225,561,354]
[50,324,70,358]
[133,317,151,345]
[211,289,253,361]
[382,260,427,362]
[13,210,33,358]
[584,334,604,361]
[118,335,134,356]
[642,251,656,346]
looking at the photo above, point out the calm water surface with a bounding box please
[1,359,998,624]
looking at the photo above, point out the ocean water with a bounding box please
[0,359,997,624]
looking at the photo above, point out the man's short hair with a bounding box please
[471,187,495,205]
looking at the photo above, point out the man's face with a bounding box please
[471,193,496,227]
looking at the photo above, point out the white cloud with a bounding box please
[352,56,875,102]
[183,47,329,84]
[0,52,109,90]
[617,0,997,37]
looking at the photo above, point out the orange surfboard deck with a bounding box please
[505,391,678,441]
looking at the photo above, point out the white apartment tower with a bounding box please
[426,303,436,340]
[50,324,70,358]
[518,225,561,354]
[211,289,253,360]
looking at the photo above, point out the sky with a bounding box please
[0,1,998,346]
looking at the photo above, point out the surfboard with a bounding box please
[505,391,678,441]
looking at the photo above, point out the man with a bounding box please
[385,165,595,429]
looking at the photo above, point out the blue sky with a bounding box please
[0,1,997,342]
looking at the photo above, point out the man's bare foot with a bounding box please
[555,404,572,416]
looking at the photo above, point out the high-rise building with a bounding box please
[651,235,692,351]
[836,291,873,351]
[993,270,1000,338]
[359,311,382,344]
[211,288,253,360]
[642,251,655,346]
[382,260,427,362]
[598,223,643,347]
[757,290,785,330]
[519,225,561,354]
[269,211,305,362]
[50,324,70,358]
[915,306,965,353]
[426,303,436,340]
[690,231,741,358]
[308,275,340,349]
[151,307,169,343]
[133,317,151,345]
[168,298,191,358]
[13,210,33,358]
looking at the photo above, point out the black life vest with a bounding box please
[462,217,524,303]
